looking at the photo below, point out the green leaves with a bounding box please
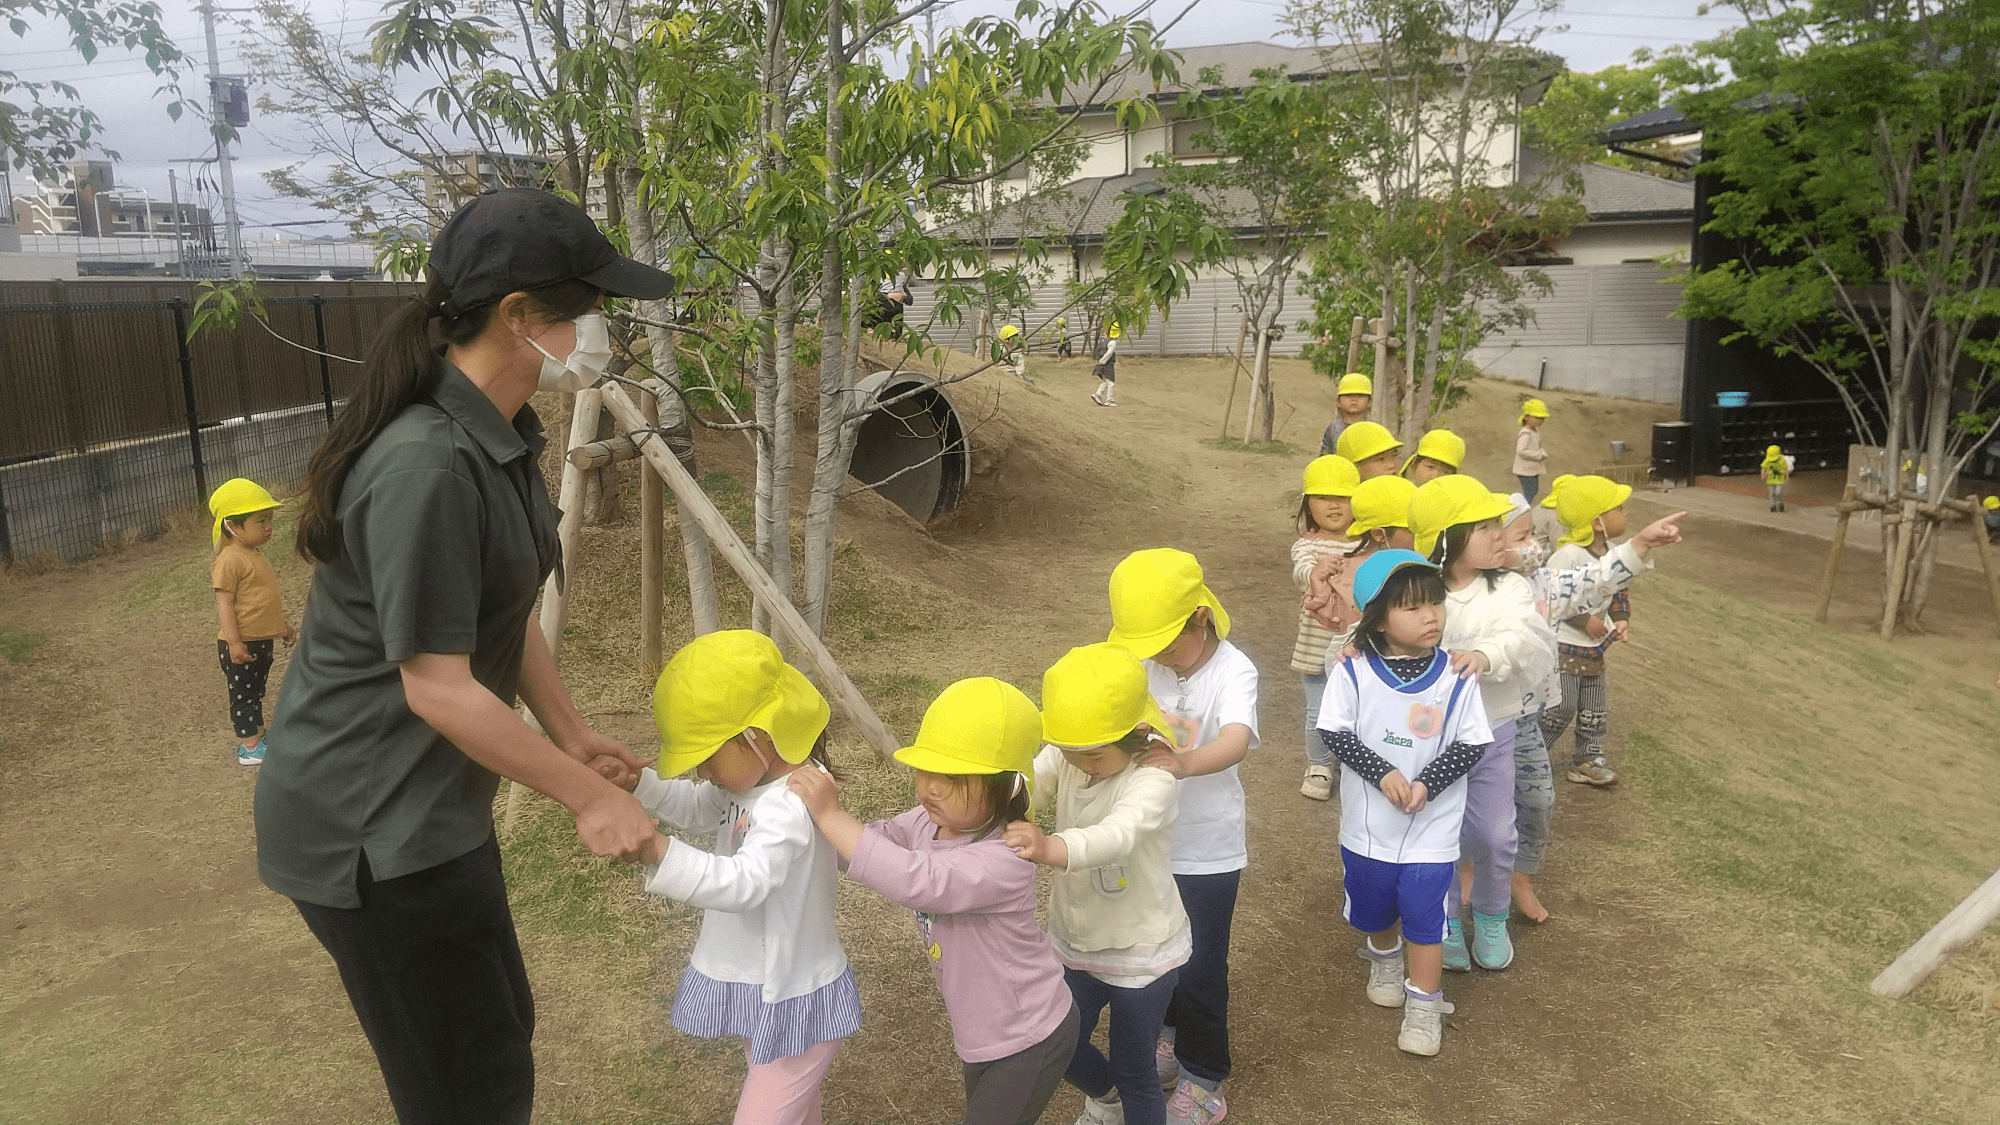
[186,276,269,341]
[3,0,188,179]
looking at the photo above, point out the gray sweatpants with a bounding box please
[1513,706,1555,875]
[959,1003,1080,1125]
[1542,670,1609,768]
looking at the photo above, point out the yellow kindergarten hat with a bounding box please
[895,678,1042,793]
[1409,474,1516,558]
[652,630,831,778]
[1336,421,1402,465]
[1345,475,1418,538]
[1540,473,1577,509]
[1554,475,1634,547]
[1042,643,1172,750]
[999,324,1021,340]
[1337,372,1374,397]
[1302,455,1360,497]
[1400,429,1466,476]
[1520,398,1550,420]
[1106,319,1122,339]
[1106,548,1230,660]
[208,478,281,547]
[1985,495,1999,511]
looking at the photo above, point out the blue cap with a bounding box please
[1352,549,1441,612]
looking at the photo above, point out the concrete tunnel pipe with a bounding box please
[846,368,968,525]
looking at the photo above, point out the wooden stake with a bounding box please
[641,388,664,675]
[1969,507,2000,641]
[1869,866,2000,998]
[503,388,604,836]
[1879,499,1917,640]
[1344,314,1363,376]
[1814,484,1856,624]
[1219,314,1248,439]
[602,382,899,760]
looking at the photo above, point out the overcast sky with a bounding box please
[6,0,1746,238]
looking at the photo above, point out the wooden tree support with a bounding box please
[1813,487,2000,641]
[566,433,641,470]
[601,381,900,760]
[1869,866,2000,999]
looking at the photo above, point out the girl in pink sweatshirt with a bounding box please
[789,677,1077,1125]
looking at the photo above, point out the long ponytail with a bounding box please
[295,272,598,563]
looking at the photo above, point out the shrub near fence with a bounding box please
[0,279,421,564]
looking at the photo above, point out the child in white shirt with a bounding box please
[1318,549,1492,1057]
[1005,643,1186,1125]
[625,630,857,1125]
[1106,549,1256,1125]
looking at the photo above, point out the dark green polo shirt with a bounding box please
[256,359,561,908]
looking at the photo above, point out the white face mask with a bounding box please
[1511,534,1547,573]
[531,312,612,393]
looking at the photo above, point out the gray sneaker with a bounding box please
[1397,992,1455,1056]
[1566,756,1619,786]
[1359,944,1405,1007]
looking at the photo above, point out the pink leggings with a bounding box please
[733,1037,843,1125]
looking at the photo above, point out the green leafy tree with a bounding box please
[3,0,188,179]
[1667,0,2000,631]
[1521,62,1691,176]
[1289,0,1585,440]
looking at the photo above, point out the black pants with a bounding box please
[959,1003,1080,1125]
[1164,869,1241,1086]
[216,639,274,738]
[293,835,534,1125]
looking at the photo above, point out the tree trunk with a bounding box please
[803,0,848,639]
[1411,258,1451,435]
[752,240,780,636]
[771,257,798,615]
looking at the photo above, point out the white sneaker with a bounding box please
[1397,990,1454,1057]
[1359,943,1405,1008]
[1076,1092,1125,1125]
[1300,763,1334,800]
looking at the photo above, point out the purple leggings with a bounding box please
[1446,718,1519,917]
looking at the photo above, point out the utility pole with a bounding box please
[200,1,245,277]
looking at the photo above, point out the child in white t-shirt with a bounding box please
[1317,549,1493,1058]
[1106,549,1257,1125]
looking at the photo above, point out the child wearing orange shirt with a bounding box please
[209,479,294,765]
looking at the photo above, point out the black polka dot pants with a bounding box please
[217,639,275,739]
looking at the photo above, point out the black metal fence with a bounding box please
[0,279,421,563]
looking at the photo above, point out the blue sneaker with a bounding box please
[1441,917,1471,972]
[236,738,267,766]
[1471,910,1514,970]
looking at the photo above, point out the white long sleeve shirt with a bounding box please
[1441,570,1556,725]
[636,770,848,1005]
[1032,747,1186,956]
[1518,540,1652,712]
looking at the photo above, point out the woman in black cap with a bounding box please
[255,188,674,1125]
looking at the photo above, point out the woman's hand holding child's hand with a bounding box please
[639,832,667,866]
[587,754,640,790]
[1002,820,1068,868]
[785,766,840,818]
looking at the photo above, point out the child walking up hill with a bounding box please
[1544,476,1639,788]
[790,678,1077,1125]
[1317,549,1493,1057]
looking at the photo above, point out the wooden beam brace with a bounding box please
[601,381,899,761]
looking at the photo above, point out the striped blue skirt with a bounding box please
[670,966,862,1065]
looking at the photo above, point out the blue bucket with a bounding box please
[1716,391,1750,408]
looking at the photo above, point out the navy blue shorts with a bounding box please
[1341,848,1455,944]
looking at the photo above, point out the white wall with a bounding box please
[1468,261,1687,404]
[0,252,80,279]
[1073,111,1130,179]
[1558,221,1690,266]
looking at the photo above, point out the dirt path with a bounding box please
[3,352,1994,1124]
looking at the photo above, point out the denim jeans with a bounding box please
[1518,474,1541,505]
[1164,870,1240,1086]
[1063,966,1179,1125]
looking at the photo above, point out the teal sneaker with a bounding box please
[1441,917,1471,972]
[1471,910,1514,970]
[236,738,267,766]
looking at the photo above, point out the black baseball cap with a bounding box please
[431,188,675,318]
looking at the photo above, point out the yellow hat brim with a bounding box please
[654,658,829,777]
[1414,490,1516,557]
[1044,694,1172,751]
[1106,587,1230,661]
[1400,451,1461,477]
[894,744,1009,777]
